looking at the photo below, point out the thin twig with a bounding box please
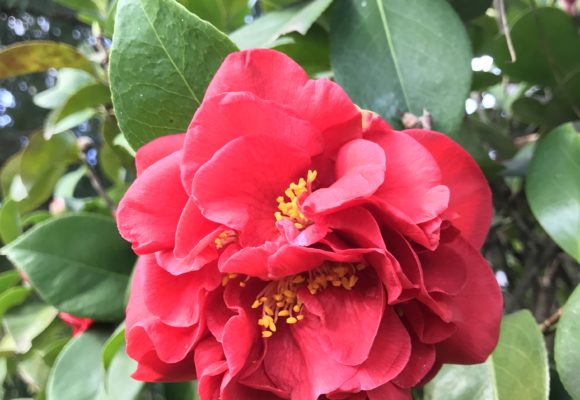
[494,0,517,63]
[539,307,563,332]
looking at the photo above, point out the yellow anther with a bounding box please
[239,281,246,287]
[264,305,274,316]
[215,230,237,249]
[253,261,365,338]
[275,170,317,230]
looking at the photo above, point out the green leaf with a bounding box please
[45,108,98,138]
[178,0,249,32]
[330,0,472,135]
[275,25,330,77]
[0,287,31,318]
[512,96,578,132]
[471,71,501,92]
[448,0,492,20]
[102,323,125,370]
[230,0,333,49]
[0,270,21,294]
[34,68,96,110]
[102,345,143,400]
[0,42,94,80]
[109,0,237,149]
[54,0,106,23]
[425,310,549,400]
[47,331,108,400]
[494,8,580,87]
[1,214,136,321]
[3,303,58,354]
[555,284,580,399]
[0,199,22,244]
[526,122,580,262]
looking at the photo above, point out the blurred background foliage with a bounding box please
[0,0,579,399]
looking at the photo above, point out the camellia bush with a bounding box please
[0,0,579,399]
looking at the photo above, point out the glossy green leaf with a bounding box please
[45,108,98,138]
[0,41,94,79]
[471,71,501,92]
[331,0,472,135]
[526,123,580,262]
[230,0,332,49]
[448,0,492,20]
[494,8,580,87]
[1,214,136,321]
[3,303,58,354]
[54,0,106,23]
[47,331,108,400]
[102,323,125,370]
[178,0,249,32]
[555,284,580,399]
[0,270,21,294]
[109,0,237,149]
[103,346,143,400]
[0,199,22,244]
[425,310,549,400]
[0,287,31,318]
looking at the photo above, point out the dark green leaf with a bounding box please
[448,0,492,20]
[425,310,549,400]
[1,214,136,321]
[47,331,108,400]
[526,122,580,262]
[0,42,94,80]
[0,199,22,244]
[555,284,580,399]
[109,0,237,149]
[331,0,472,135]
[230,0,333,49]
[178,0,249,32]
[494,8,580,87]
[276,25,330,77]
[512,96,578,132]
[471,71,501,91]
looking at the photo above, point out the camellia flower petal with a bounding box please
[117,48,502,400]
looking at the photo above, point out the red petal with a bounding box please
[204,50,361,147]
[406,129,492,249]
[391,335,436,388]
[298,272,385,366]
[303,139,386,215]
[367,129,449,249]
[181,91,322,194]
[117,151,187,254]
[435,237,503,363]
[192,135,311,245]
[367,383,412,400]
[135,133,185,176]
[142,256,220,327]
[337,308,411,391]
[126,256,202,367]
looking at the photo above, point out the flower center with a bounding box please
[274,170,317,230]
[252,262,366,338]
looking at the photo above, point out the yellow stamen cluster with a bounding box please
[275,170,317,230]
[214,230,237,249]
[252,262,366,338]
[221,273,250,288]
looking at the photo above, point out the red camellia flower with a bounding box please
[117,49,502,400]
